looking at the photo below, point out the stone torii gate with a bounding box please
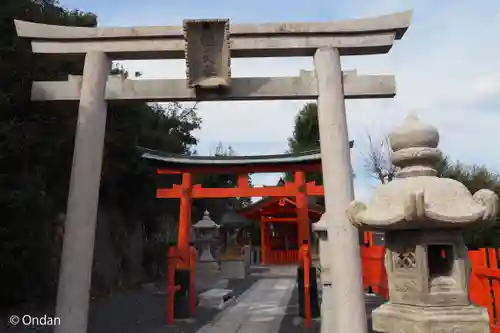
[15,11,411,333]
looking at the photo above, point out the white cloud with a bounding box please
[115,0,500,194]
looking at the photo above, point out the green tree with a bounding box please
[286,102,323,184]
[443,163,500,249]
[0,0,101,309]
[288,103,321,154]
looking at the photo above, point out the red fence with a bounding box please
[267,250,298,264]
[360,245,388,298]
[361,245,500,333]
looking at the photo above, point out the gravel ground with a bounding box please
[1,267,383,333]
[277,287,384,333]
[0,272,261,333]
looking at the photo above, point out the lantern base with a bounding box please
[372,302,490,333]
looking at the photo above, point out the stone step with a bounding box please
[198,288,235,310]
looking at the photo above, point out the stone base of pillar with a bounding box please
[373,303,490,333]
[320,284,335,333]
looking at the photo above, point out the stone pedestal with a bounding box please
[198,288,235,309]
[196,244,222,291]
[243,245,251,269]
[221,259,248,279]
[373,303,489,333]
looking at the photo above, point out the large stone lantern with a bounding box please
[347,113,499,333]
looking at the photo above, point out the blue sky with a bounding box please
[59,0,500,202]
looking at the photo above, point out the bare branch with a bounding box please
[363,133,398,184]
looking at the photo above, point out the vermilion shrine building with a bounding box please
[238,189,324,265]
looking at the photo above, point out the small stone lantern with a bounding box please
[192,210,220,263]
[347,113,499,333]
[313,214,330,286]
[313,214,333,333]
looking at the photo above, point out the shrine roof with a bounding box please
[138,141,353,173]
[238,195,324,219]
[140,147,322,166]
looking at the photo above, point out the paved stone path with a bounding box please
[196,266,296,333]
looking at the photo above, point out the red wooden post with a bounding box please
[294,171,310,248]
[178,172,192,267]
[189,245,197,316]
[237,173,249,188]
[167,246,179,325]
[265,223,272,264]
[260,217,266,264]
[302,242,311,328]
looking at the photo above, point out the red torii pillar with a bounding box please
[178,172,192,267]
[260,216,267,264]
[295,171,310,246]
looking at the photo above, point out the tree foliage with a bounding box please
[0,0,201,310]
[288,103,320,154]
[286,102,323,184]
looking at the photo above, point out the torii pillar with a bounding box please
[55,52,111,333]
[315,47,367,333]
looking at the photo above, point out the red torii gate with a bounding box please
[140,146,359,265]
[155,167,324,266]
[141,143,353,322]
[142,144,351,265]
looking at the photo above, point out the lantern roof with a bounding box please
[192,210,220,229]
[347,113,499,231]
[313,213,327,232]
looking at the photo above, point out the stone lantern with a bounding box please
[192,210,220,263]
[218,207,252,279]
[347,113,499,333]
[192,210,222,292]
[313,214,333,333]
